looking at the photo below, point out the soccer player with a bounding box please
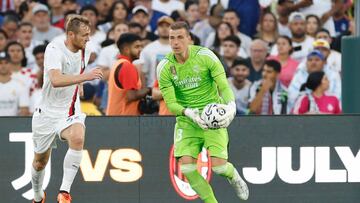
[157,22,249,203]
[31,15,103,203]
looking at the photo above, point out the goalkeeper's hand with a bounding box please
[184,108,208,130]
[217,101,236,128]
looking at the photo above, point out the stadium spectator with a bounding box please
[315,29,341,73]
[29,45,46,114]
[220,35,242,77]
[32,3,64,43]
[292,71,341,114]
[98,1,128,34]
[106,33,151,115]
[135,0,167,32]
[131,6,158,40]
[6,41,37,94]
[228,59,252,115]
[80,5,106,55]
[249,59,289,115]
[139,16,173,87]
[63,0,80,14]
[184,0,200,29]
[97,22,128,79]
[2,13,19,41]
[271,12,314,62]
[227,0,260,37]
[0,52,30,116]
[17,22,43,70]
[268,35,299,87]
[204,21,233,54]
[48,0,65,29]
[276,0,293,37]
[245,39,268,83]
[313,38,341,73]
[192,0,213,46]
[222,9,252,57]
[255,11,279,50]
[288,50,341,109]
[152,80,172,115]
[0,29,8,54]
[152,0,184,16]
[333,2,350,37]
[296,0,342,37]
[95,0,115,24]
[305,14,321,38]
[80,83,103,116]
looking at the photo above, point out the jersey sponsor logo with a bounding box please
[9,133,51,200]
[169,145,212,200]
[174,77,202,89]
[242,146,360,184]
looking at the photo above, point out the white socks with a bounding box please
[60,148,83,193]
[31,166,45,202]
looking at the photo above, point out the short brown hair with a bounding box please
[170,21,190,34]
[65,14,90,33]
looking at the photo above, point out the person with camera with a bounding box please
[106,33,151,115]
[249,59,289,115]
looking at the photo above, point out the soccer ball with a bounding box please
[201,103,226,129]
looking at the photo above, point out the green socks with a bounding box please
[212,162,235,180]
[181,164,218,203]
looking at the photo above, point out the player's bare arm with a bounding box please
[48,68,103,88]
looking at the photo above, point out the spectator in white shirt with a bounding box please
[0,53,30,116]
[32,3,64,43]
[271,12,314,62]
[140,16,174,87]
[152,0,185,16]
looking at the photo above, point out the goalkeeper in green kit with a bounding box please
[157,22,249,202]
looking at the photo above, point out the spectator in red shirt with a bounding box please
[292,71,341,114]
[106,33,151,115]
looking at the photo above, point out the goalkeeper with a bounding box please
[157,22,249,203]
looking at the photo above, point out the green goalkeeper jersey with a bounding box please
[157,45,234,126]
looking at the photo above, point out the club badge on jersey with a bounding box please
[170,65,178,80]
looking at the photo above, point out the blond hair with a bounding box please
[65,14,91,34]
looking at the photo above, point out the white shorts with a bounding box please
[32,108,86,154]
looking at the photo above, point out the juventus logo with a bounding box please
[9,133,51,200]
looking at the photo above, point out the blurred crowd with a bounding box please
[0,0,353,116]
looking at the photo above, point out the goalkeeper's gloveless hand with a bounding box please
[184,108,208,130]
[217,101,236,128]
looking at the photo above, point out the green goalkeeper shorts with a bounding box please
[173,118,229,160]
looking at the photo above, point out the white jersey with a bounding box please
[39,38,91,118]
[0,79,29,116]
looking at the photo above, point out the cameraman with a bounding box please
[106,33,151,115]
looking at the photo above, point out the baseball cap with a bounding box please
[288,12,305,23]
[157,16,174,25]
[313,39,330,49]
[0,52,9,61]
[132,5,149,15]
[307,50,325,61]
[32,4,49,15]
